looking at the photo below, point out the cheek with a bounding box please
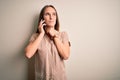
[43,16,48,20]
[44,18,48,23]
[54,16,57,19]
[43,17,47,20]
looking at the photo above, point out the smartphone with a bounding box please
[41,18,46,30]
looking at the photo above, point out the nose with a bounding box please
[50,14,53,20]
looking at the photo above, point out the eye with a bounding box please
[53,13,56,16]
[44,13,49,16]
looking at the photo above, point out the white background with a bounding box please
[0,0,120,80]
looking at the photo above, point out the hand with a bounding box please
[48,28,60,39]
[38,19,46,34]
[48,28,56,37]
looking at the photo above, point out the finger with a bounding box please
[42,20,45,22]
[39,21,45,28]
[39,23,46,29]
[42,23,46,27]
[40,19,45,24]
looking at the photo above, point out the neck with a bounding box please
[45,26,54,33]
[44,26,54,40]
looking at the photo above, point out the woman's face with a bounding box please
[43,7,57,28]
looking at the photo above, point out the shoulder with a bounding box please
[29,33,39,42]
[59,31,69,40]
[60,31,68,36]
[60,31,69,38]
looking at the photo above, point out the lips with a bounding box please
[47,21,55,26]
[49,21,54,23]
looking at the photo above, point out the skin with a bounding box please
[25,7,70,60]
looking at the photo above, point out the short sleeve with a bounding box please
[29,33,39,42]
[61,31,71,46]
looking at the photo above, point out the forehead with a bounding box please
[44,7,56,13]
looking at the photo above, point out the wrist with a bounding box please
[39,32,44,36]
[53,32,59,39]
[53,34,58,39]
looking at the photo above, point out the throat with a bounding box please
[46,33,54,40]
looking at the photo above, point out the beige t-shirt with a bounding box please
[29,31,69,80]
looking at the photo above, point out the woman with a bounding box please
[25,5,70,80]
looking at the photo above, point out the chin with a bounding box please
[48,24,55,27]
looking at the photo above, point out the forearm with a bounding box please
[53,37,70,60]
[25,33,44,58]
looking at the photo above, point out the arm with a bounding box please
[53,32,70,60]
[25,20,45,59]
[25,33,44,58]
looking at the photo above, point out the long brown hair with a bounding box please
[36,5,60,33]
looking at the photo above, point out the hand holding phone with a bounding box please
[38,19,46,34]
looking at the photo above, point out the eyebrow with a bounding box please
[44,12,56,15]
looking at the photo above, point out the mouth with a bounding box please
[49,21,54,22]
[47,21,55,26]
